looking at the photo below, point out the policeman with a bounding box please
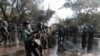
[35,22,43,56]
[22,20,39,56]
[0,20,9,46]
[58,26,65,49]
[81,26,88,50]
[87,26,95,52]
[47,29,52,48]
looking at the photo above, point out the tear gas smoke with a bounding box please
[47,8,76,27]
[41,0,77,27]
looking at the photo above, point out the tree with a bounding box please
[46,9,55,20]
[15,0,46,24]
[0,0,44,23]
[0,0,10,21]
[63,0,100,27]
[64,0,100,13]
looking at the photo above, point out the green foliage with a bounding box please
[0,0,49,24]
[64,0,100,11]
[63,0,100,29]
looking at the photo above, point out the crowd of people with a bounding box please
[0,20,96,56]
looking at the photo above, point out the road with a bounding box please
[0,37,100,56]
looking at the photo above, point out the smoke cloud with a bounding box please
[47,8,76,26]
[40,0,77,26]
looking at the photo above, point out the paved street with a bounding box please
[0,38,100,56]
[0,42,25,56]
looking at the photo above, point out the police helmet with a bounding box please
[37,22,42,29]
[23,20,30,25]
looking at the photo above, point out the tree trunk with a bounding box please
[11,0,16,15]
[0,4,8,21]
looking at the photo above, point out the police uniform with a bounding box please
[81,27,88,50]
[22,21,39,56]
[87,26,95,52]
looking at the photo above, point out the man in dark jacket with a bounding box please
[58,26,65,49]
[81,26,88,50]
[87,26,95,52]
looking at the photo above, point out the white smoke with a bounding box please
[47,8,76,27]
[47,13,60,27]
[56,8,75,20]
[40,0,76,26]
